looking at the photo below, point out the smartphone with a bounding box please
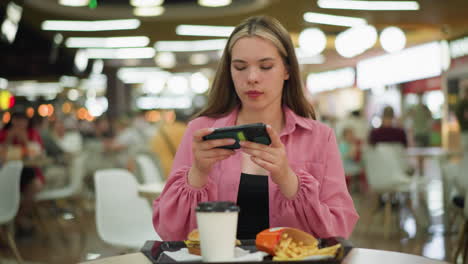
[202,123,271,149]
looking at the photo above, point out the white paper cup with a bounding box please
[196,201,240,262]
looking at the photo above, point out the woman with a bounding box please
[153,16,358,240]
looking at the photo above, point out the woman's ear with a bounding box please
[284,65,290,80]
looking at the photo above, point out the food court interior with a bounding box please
[1,0,468,263]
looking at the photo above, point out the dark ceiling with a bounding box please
[1,0,468,80]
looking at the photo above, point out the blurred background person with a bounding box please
[455,87,468,153]
[405,93,433,148]
[337,109,369,143]
[0,109,45,237]
[339,127,365,192]
[369,106,408,147]
[150,110,188,179]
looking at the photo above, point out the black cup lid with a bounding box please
[196,201,240,212]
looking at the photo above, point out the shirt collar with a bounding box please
[281,105,315,136]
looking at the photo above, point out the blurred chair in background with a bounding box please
[94,169,161,251]
[135,153,164,184]
[363,143,428,238]
[452,190,467,264]
[35,153,87,235]
[0,161,24,263]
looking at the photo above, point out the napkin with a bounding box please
[163,247,268,262]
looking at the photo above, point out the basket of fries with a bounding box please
[255,227,343,261]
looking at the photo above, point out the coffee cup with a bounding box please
[195,201,240,262]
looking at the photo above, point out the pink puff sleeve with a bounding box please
[152,120,218,241]
[272,127,359,238]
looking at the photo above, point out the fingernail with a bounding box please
[266,125,272,129]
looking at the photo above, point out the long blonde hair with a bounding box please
[196,16,315,120]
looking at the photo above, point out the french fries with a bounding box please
[272,232,341,261]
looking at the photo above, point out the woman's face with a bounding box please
[230,36,289,112]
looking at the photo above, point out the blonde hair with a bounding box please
[196,15,315,119]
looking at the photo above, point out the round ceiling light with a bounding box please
[130,0,164,7]
[298,28,327,56]
[133,6,165,16]
[155,52,176,68]
[59,0,89,7]
[380,26,406,53]
[198,0,232,7]
[335,24,377,58]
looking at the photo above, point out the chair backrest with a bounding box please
[94,168,160,249]
[59,131,83,154]
[363,143,412,192]
[68,153,87,195]
[454,154,468,195]
[0,161,23,224]
[136,154,164,184]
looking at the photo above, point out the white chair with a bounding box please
[36,153,87,201]
[363,143,427,238]
[0,161,24,263]
[94,169,161,250]
[135,154,164,184]
[453,190,468,264]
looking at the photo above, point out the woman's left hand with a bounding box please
[239,125,296,187]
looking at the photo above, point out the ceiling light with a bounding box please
[303,12,366,27]
[298,28,327,56]
[155,39,227,52]
[155,52,176,68]
[117,67,166,84]
[335,25,377,58]
[380,26,406,53]
[198,0,231,7]
[317,0,419,11]
[190,72,210,94]
[133,6,165,16]
[41,19,140,31]
[65,36,150,48]
[142,77,167,94]
[189,53,210,65]
[86,47,155,59]
[130,0,164,7]
[74,49,89,72]
[176,24,234,37]
[59,0,89,6]
[0,77,8,89]
[92,59,104,74]
[167,76,189,95]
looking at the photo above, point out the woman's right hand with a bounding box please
[188,128,236,188]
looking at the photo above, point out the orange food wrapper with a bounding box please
[255,227,318,256]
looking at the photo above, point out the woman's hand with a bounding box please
[188,128,236,188]
[239,125,298,198]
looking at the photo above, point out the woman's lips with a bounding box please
[246,90,263,98]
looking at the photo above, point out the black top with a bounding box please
[236,173,269,239]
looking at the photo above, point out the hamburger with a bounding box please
[185,229,201,255]
[184,229,242,256]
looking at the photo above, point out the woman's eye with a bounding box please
[261,66,273,70]
[234,66,246,71]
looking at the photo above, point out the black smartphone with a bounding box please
[202,123,272,149]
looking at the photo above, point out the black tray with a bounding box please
[141,237,353,264]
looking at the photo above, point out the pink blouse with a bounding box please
[152,106,359,241]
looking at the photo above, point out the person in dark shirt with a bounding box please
[455,88,468,152]
[369,106,408,147]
